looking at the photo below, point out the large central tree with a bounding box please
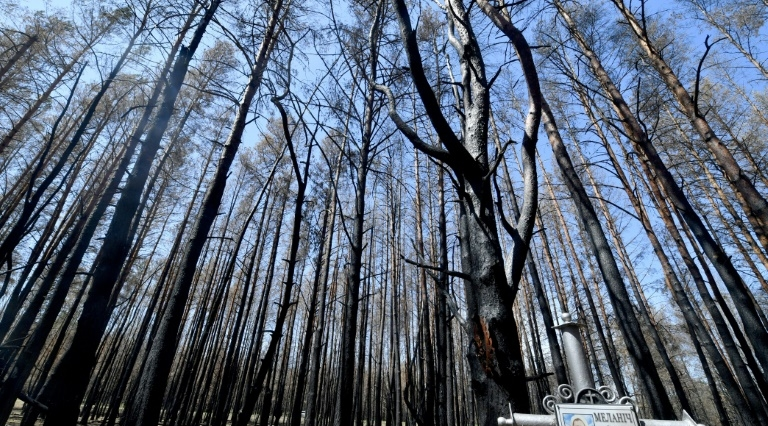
[376,0,541,422]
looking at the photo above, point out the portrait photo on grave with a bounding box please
[563,413,595,426]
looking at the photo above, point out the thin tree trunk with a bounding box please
[209,150,285,426]
[572,85,730,418]
[0,33,38,86]
[288,151,338,426]
[621,140,767,423]
[304,147,343,426]
[689,1,768,80]
[538,97,675,417]
[558,107,694,413]
[36,6,217,421]
[688,319,731,425]
[125,3,283,424]
[555,1,768,401]
[489,111,568,386]
[0,9,148,268]
[611,0,768,252]
[335,3,384,425]
[0,23,112,156]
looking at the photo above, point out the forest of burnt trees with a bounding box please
[0,0,767,424]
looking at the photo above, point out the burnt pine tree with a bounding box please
[35,3,222,425]
[124,2,287,424]
[332,1,388,424]
[478,1,677,417]
[554,1,768,422]
[611,0,768,252]
[0,5,138,273]
[0,4,201,423]
[375,0,540,422]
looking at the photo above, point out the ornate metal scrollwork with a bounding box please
[542,383,635,414]
[542,395,557,414]
[598,386,617,403]
[542,384,575,414]
[557,384,574,402]
[618,396,635,405]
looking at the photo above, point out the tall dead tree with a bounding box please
[334,2,386,425]
[35,4,220,425]
[610,0,768,253]
[554,2,768,422]
[376,0,540,422]
[123,2,286,424]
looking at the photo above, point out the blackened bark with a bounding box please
[611,0,768,252]
[209,150,285,426]
[335,2,384,425]
[555,3,768,418]
[289,143,343,426]
[381,1,540,421]
[303,146,343,426]
[36,5,218,423]
[124,2,282,424]
[0,11,147,268]
[0,33,37,86]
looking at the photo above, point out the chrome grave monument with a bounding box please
[497,313,705,426]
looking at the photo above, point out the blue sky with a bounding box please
[26,0,50,11]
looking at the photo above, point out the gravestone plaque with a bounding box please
[555,403,640,426]
[497,313,705,426]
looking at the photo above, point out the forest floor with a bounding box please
[7,401,104,426]
[5,400,306,425]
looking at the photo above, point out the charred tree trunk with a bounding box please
[537,97,675,417]
[36,6,218,423]
[611,0,768,251]
[0,32,38,86]
[555,5,768,420]
[379,0,541,421]
[335,3,384,425]
[124,3,283,424]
